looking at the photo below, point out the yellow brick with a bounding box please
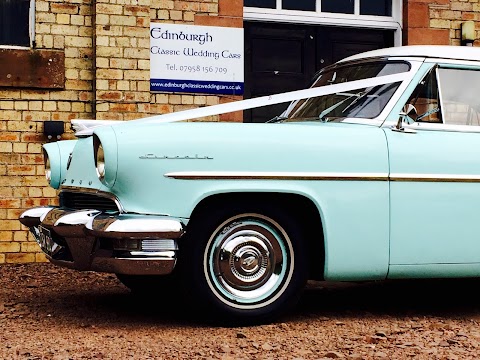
[0,101,14,109]
[0,242,20,252]
[0,220,21,231]
[110,15,136,26]
[14,101,28,110]
[58,102,72,112]
[6,253,36,263]
[182,95,194,105]
[42,187,57,197]
[54,35,65,49]
[51,24,78,36]
[29,101,43,111]
[0,231,12,241]
[169,95,182,104]
[14,231,29,242]
[21,242,41,252]
[72,102,86,112]
[157,9,169,19]
[66,69,79,80]
[430,19,450,29]
[0,143,13,153]
[13,143,27,153]
[57,13,70,24]
[36,253,48,262]
[71,15,85,25]
[7,210,24,221]
[43,34,54,48]
[0,254,4,263]
[27,143,43,153]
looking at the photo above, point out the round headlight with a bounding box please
[92,130,118,188]
[95,140,106,181]
[43,149,51,183]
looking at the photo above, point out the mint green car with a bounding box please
[20,45,480,323]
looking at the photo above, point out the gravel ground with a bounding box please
[1,263,480,359]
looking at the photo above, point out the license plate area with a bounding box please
[38,226,55,255]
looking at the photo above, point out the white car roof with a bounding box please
[340,45,480,63]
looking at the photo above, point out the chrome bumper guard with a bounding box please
[19,207,185,276]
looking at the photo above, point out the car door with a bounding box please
[385,64,480,276]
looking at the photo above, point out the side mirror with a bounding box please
[396,104,418,130]
[403,104,418,120]
[393,104,419,133]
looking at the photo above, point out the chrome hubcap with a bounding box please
[220,236,271,289]
[205,215,293,307]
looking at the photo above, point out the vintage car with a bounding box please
[19,45,480,323]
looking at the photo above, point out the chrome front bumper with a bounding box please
[20,207,185,275]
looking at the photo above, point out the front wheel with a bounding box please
[184,205,307,324]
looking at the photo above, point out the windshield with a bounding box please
[282,61,410,122]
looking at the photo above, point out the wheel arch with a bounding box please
[189,192,325,281]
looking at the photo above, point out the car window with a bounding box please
[437,68,480,126]
[404,67,442,123]
[406,67,480,126]
[283,61,410,122]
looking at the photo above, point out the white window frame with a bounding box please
[244,0,402,46]
[0,0,36,49]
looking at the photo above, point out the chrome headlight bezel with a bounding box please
[93,135,106,182]
[43,149,52,184]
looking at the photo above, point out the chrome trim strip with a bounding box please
[19,207,54,228]
[164,171,389,181]
[390,173,480,183]
[165,171,480,183]
[86,214,185,239]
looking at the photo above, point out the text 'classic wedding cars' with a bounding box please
[19,45,480,324]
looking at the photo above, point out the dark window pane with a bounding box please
[282,0,315,11]
[0,0,30,46]
[244,0,276,8]
[252,38,303,73]
[321,0,354,14]
[360,0,392,16]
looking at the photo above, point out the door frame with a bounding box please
[244,1,402,46]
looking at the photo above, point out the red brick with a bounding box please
[407,28,450,45]
[408,3,429,28]
[194,15,243,28]
[219,0,243,17]
[0,199,21,208]
[219,96,244,122]
[50,3,79,14]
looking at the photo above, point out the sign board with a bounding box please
[150,23,244,95]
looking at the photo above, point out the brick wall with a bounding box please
[0,0,244,264]
[404,0,480,46]
[0,0,94,264]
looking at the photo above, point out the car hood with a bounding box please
[62,121,389,215]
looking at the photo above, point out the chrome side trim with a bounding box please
[165,171,480,184]
[164,171,389,181]
[390,173,480,183]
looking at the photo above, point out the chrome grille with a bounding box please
[142,239,178,251]
[60,191,119,212]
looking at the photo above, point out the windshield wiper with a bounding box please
[318,91,364,122]
[266,115,288,123]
